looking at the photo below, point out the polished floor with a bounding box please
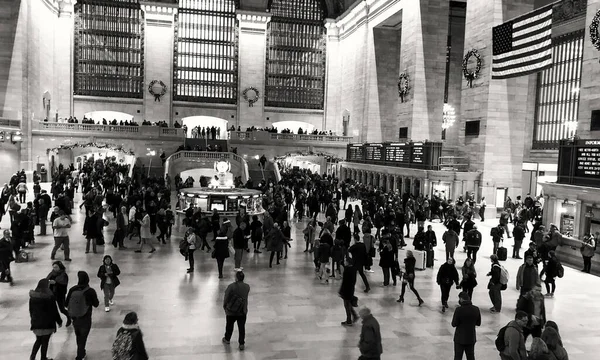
[0,193,599,360]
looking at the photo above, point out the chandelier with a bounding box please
[442,103,456,130]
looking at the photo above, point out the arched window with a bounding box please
[173,0,239,104]
[74,0,145,98]
[265,0,326,109]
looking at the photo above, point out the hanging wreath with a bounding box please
[397,72,410,102]
[462,49,482,88]
[148,80,167,102]
[242,87,260,107]
[590,9,600,54]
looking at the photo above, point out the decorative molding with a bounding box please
[236,10,271,32]
[73,95,143,105]
[553,0,587,25]
[172,101,237,110]
[264,107,324,115]
[140,2,178,15]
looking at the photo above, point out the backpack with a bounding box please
[68,286,90,318]
[495,264,509,285]
[225,292,246,314]
[557,262,564,278]
[112,329,134,360]
[179,238,190,257]
[495,325,513,351]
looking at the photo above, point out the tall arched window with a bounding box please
[265,0,326,109]
[173,0,239,104]
[74,0,145,98]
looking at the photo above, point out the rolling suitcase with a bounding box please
[426,249,434,268]
[413,250,426,270]
[497,246,508,261]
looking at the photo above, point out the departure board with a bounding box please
[411,142,424,163]
[385,143,410,163]
[575,141,600,178]
[364,144,383,161]
[347,145,364,161]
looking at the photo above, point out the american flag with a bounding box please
[492,4,553,80]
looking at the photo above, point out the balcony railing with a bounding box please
[228,130,352,144]
[165,151,249,183]
[35,121,185,139]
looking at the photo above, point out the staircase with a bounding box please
[246,159,281,183]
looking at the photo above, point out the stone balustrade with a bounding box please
[228,130,353,144]
[34,121,185,139]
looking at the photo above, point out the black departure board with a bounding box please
[365,144,383,161]
[411,142,424,163]
[558,139,600,188]
[385,143,410,163]
[575,141,600,177]
[347,145,364,161]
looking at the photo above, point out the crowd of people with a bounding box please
[229,125,335,136]
[1,158,592,360]
[45,116,173,128]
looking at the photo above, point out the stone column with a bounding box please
[423,178,431,197]
[577,0,600,137]
[236,11,271,129]
[141,3,177,124]
[56,0,74,117]
[460,0,535,219]
[398,0,449,141]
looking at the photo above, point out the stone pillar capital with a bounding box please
[141,1,178,23]
[236,10,271,32]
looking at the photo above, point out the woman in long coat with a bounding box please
[29,278,62,360]
[213,225,230,279]
[266,223,285,268]
[339,257,358,326]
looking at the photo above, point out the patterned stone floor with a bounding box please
[0,194,599,360]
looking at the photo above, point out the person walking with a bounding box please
[516,285,546,342]
[66,271,99,360]
[443,228,459,261]
[490,224,505,255]
[487,255,503,313]
[437,257,460,312]
[516,255,541,296]
[357,306,383,360]
[251,215,263,253]
[112,312,149,360]
[213,227,230,279]
[112,206,128,249]
[266,223,285,268]
[0,230,14,285]
[540,250,562,297]
[478,197,486,222]
[339,257,358,326]
[451,292,481,360]
[303,219,316,253]
[97,255,121,312]
[397,250,424,306]
[378,238,395,286]
[363,228,375,272]
[29,278,62,360]
[83,208,99,254]
[233,221,247,271]
[580,233,595,273]
[136,210,156,253]
[349,233,370,293]
[47,261,70,326]
[222,271,250,351]
[459,258,478,300]
[498,311,529,360]
[465,225,482,263]
[512,222,525,259]
[51,210,71,261]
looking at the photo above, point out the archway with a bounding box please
[271,120,315,134]
[181,116,228,138]
[83,110,135,122]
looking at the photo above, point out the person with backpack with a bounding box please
[112,312,149,360]
[66,271,99,360]
[465,225,482,264]
[29,278,62,360]
[222,271,250,351]
[540,250,562,297]
[496,311,529,360]
[451,291,481,360]
[487,254,505,313]
[580,233,595,273]
[97,255,121,312]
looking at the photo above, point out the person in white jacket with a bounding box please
[135,210,156,253]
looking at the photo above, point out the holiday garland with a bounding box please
[462,49,482,88]
[274,150,342,163]
[590,9,600,52]
[46,142,135,156]
[148,80,167,101]
[397,72,410,102]
[242,87,260,107]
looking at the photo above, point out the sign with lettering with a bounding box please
[411,143,424,164]
[558,139,600,188]
[385,143,410,163]
[364,144,383,161]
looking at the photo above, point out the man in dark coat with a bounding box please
[358,306,382,359]
[335,220,352,248]
[222,271,250,350]
[349,234,370,293]
[451,292,481,360]
[0,230,14,284]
